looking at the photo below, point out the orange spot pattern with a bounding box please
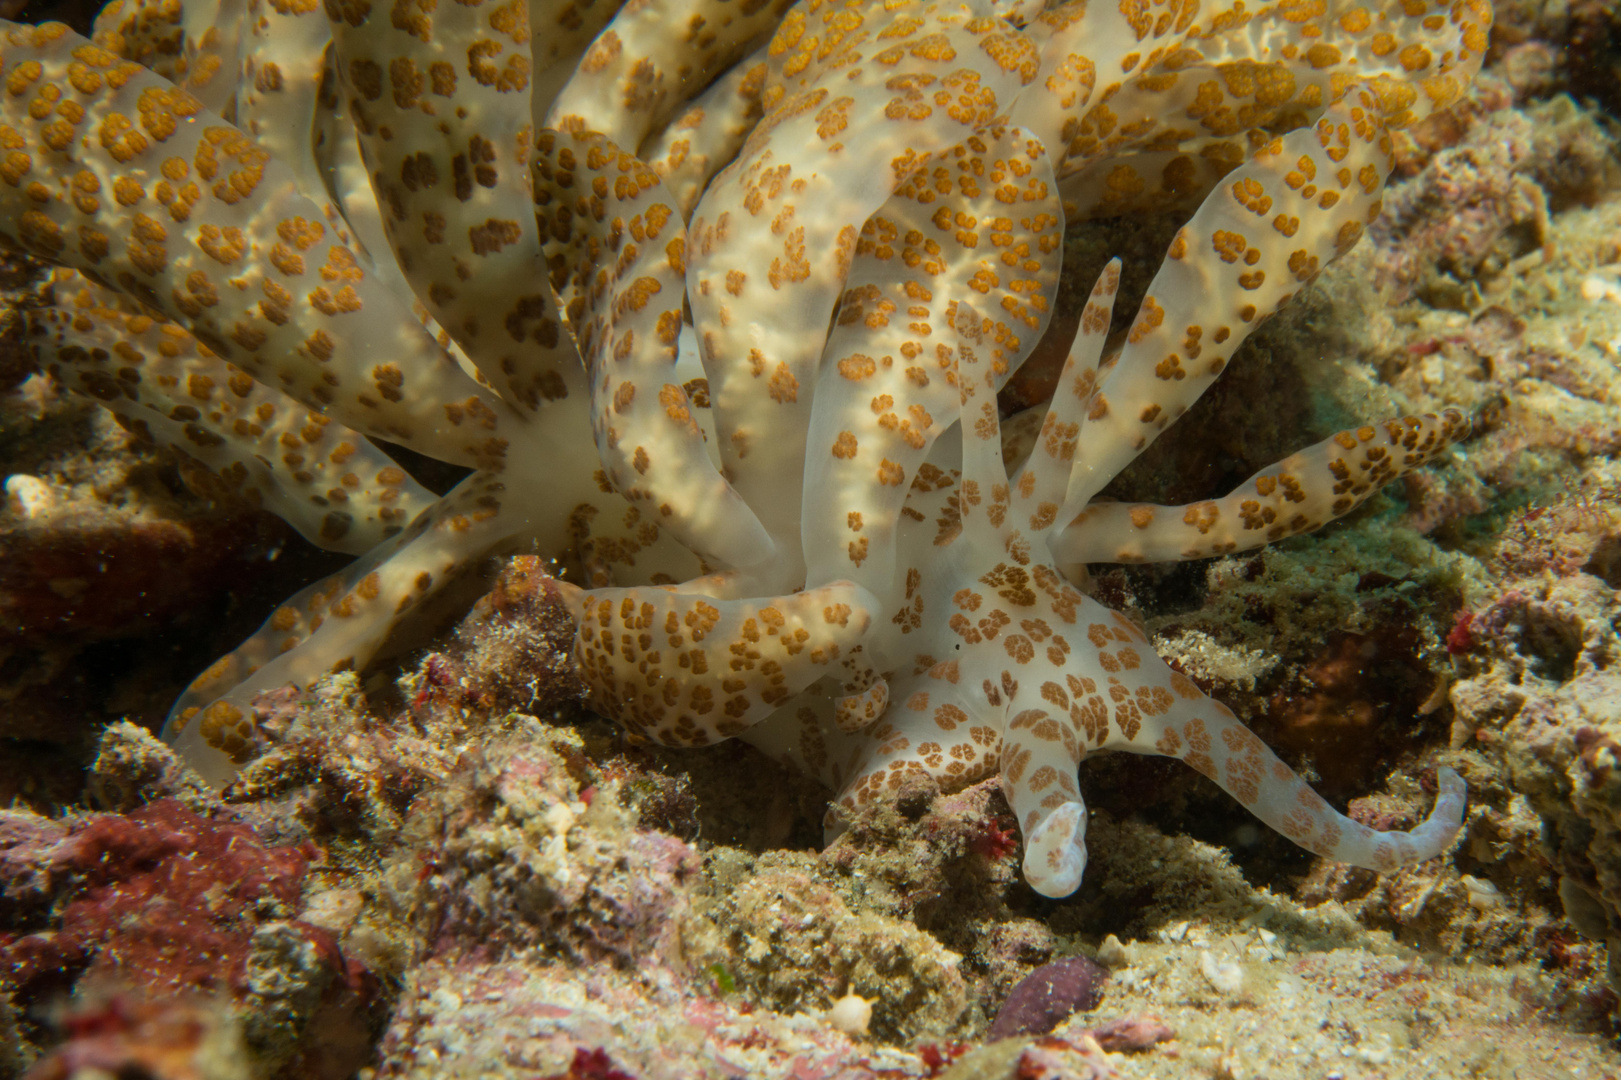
[0,0,1485,896]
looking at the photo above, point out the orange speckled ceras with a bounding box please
[0,0,1487,895]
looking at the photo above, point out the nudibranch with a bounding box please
[0,0,1488,895]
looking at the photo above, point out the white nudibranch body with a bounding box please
[0,0,1489,895]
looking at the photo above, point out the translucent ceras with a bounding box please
[0,0,1489,895]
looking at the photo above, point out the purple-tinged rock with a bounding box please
[987,956,1108,1040]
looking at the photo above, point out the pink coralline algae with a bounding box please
[0,799,378,1079]
[1,799,309,1000]
[1086,1014,1175,1053]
